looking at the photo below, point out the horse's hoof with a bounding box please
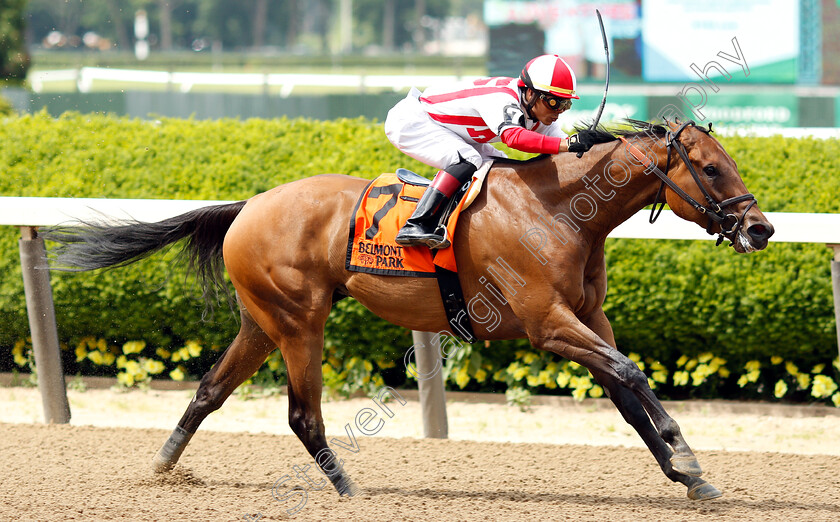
[671,454,703,477]
[152,453,175,474]
[335,476,359,497]
[687,480,722,500]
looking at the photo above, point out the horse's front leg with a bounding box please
[532,305,721,500]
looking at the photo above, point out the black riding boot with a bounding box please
[395,187,450,248]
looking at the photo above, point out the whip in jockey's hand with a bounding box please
[384,54,589,249]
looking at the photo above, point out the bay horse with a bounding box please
[44,119,773,501]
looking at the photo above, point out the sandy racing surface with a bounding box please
[2,386,840,521]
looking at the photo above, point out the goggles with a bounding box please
[539,92,572,112]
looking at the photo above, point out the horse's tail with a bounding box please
[41,200,248,310]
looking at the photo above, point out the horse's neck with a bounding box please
[506,143,663,239]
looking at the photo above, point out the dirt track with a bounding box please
[2,387,840,521]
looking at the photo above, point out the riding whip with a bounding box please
[577,9,610,158]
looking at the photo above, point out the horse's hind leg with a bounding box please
[153,304,276,472]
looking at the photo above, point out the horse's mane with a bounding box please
[493,119,679,166]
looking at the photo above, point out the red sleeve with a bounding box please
[500,127,563,154]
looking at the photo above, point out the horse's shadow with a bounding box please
[360,486,840,514]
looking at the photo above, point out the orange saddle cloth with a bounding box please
[346,172,464,277]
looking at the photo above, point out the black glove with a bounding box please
[567,133,596,154]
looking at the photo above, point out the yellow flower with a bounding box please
[537,370,551,385]
[142,359,165,375]
[811,375,838,399]
[737,374,749,387]
[513,367,529,381]
[556,371,571,388]
[156,348,171,359]
[691,364,712,386]
[746,370,760,383]
[648,377,657,389]
[75,343,88,362]
[684,359,698,371]
[628,353,645,371]
[545,362,558,374]
[771,356,783,365]
[475,369,487,383]
[322,363,334,376]
[87,351,105,365]
[102,352,115,365]
[709,357,727,371]
[785,361,799,376]
[268,358,281,371]
[676,355,688,367]
[718,367,731,378]
[568,361,581,370]
[589,385,604,398]
[125,360,142,375]
[796,373,811,390]
[13,353,27,366]
[526,374,539,387]
[96,339,107,351]
[117,372,135,387]
[651,370,668,384]
[673,371,689,386]
[506,362,520,375]
[493,369,507,381]
[544,378,557,389]
[377,359,396,369]
[570,375,592,390]
[572,387,588,401]
[169,367,185,381]
[186,341,202,358]
[811,364,825,374]
[122,341,146,355]
[744,360,761,372]
[774,380,788,398]
[522,352,538,364]
[177,347,191,361]
[363,360,373,372]
[832,392,840,408]
[650,361,666,372]
[698,352,714,363]
[455,368,470,388]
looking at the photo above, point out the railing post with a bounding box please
[830,244,840,363]
[411,330,448,438]
[19,226,70,424]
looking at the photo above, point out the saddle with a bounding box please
[345,162,493,342]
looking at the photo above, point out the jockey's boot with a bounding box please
[396,159,477,249]
[394,184,450,249]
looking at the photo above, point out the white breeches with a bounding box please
[384,88,506,172]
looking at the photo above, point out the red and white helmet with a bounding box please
[518,54,579,100]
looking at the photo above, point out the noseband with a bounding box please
[621,120,757,247]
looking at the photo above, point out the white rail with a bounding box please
[29,67,482,97]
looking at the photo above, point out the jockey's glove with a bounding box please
[567,133,596,154]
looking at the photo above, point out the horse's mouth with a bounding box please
[732,231,758,253]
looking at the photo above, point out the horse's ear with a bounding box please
[665,119,680,132]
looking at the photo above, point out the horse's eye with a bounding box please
[703,165,718,177]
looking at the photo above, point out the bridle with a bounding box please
[619,120,757,247]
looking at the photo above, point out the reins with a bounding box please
[617,120,757,247]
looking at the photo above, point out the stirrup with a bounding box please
[427,225,451,250]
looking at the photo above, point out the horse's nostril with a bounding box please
[747,223,772,241]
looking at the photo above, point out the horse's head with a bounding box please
[659,120,774,253]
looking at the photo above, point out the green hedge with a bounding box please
[1,112,838,405]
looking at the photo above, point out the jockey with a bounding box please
[385,54,596,249]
